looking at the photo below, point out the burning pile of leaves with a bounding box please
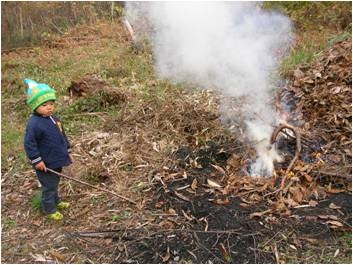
[65,40,351,263]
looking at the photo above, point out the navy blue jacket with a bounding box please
[24,113,72,169]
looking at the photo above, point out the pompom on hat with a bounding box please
[24,79,57,111]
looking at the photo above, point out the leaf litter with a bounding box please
[1,24,351,263]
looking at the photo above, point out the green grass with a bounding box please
[281,43,318,73]
[111,211,131,221]
[263,2,352,74]
[1,120,28,170]
[327,31,352,47]
[281,28,351,74]
[3,217,17,229]
[30,193,42,210]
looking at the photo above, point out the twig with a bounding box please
[252,234,257,264]
[271,123,301,187]
[49,21,64,34]
[192,231,224,263]
[271,243,280,264]
[47,168,137,205]
[277,128,311,147]
[68,227,254,238]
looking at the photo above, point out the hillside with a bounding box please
[1,2,351,264]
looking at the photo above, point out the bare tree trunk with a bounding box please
[19,6,24,38]
[71,2,77,23]
[111,1,115,22]
[29,17,34,33]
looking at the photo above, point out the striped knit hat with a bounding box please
[24,79,56,111]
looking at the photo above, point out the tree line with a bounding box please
[1,1,124,51]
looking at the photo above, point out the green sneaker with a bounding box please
[57,202,70,210]
[48,211,63,220]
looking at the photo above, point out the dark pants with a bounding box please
[36,167,62,214]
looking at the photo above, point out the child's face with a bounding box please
[35,101,55,117]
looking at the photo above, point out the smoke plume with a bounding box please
[125,2,293,176]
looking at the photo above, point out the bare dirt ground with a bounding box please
[1,24,351,263]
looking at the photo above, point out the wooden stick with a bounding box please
[271,123,301,174]
[271,123,302,189]
[122,18,136,42]
[47,168,136,205]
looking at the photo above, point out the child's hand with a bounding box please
[69,154,74,163]
[35,161,47,172]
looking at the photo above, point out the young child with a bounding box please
[24,79,73,220]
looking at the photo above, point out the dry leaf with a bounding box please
[49,250,66,263]
[168,208,177,215]
[334,249,340,258]
[326,220,344,227]
[329,203,341,210]
[302,172,313,182]
[162,246,171,262]
[289,244,297,250]
[250,209,272,218]
[214,198,231,205]
[271,244,280,264]
[174,191,191,202]
[152,142,159,152]
[211,164,226,175]
[32,220,42,227]
[220,243,232,262]
[308,200,318,207]
[330,86,342,94]
[191,178,198,191]
[207,179,221,188]
[289,187,304,203]
[318,214,339,220]
[239,202,251,207]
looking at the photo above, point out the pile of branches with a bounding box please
[70,84,225,201]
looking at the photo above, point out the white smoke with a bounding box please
[125,2,292,176]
